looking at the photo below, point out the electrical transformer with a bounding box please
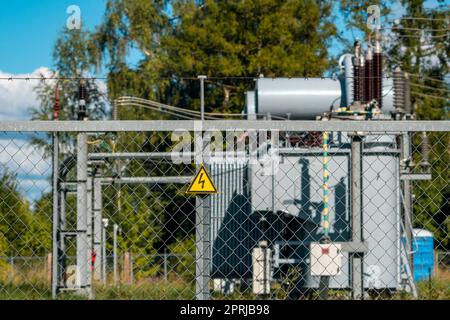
[209,38,418,297]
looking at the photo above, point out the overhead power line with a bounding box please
[411,91,450,101]
[115,96,289,120]
[410,83,450,93]
[388,17,449,22]
[408,74,449,85]
[381,26,450,32]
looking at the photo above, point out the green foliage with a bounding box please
[90,0,336,115]
[386,1,449,248]
[31,27,108,158]
[337,1,390,47]
[168,237,195,282]
[112,185,162,279]
[0,167,50,256]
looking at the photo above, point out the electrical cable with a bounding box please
[407,73,449,84]
[411,91,450,101]
[116,96,289,120]
[410,82,450,93]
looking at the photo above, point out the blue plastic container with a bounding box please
[411,229,434,282]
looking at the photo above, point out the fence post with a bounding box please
[113,223,118,285]
[51,130,59,299]
[434,251,439,278]
[47,253,52,284]
[101,218,108,284]
[164,249,168,281]
[86,173,93,286]
[194,120,211,300]
[195,197,211,300]
[59,189,66,289]
[402,132,414,274]
[76,132,91,297]
[123,252,132,284]
[93,173,103,281]
[350,134,364,300]
[9,256,14,282]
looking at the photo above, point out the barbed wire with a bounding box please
[0,75,402,82]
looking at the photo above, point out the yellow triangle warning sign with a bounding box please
[186,164,217,195]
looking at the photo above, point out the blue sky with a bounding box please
[0,0,106,73]
[0,0,442,75]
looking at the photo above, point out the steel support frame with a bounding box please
[194,122,211,300]
[0,120,448,132]
[350,134,364,300]
[51,132,59,299]
[401,133,414,276]
[92,170,103,282]
[76,133,91,297]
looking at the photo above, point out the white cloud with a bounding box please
[0,68,109,202]
[0,69,52,201]
[0,137,51,176]
[0,136,51,201]
[0,67,52,120]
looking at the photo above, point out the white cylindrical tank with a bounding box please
[252,76,395,120]
[256,78,342,119]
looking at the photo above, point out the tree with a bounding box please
[90,0,337,116]
[90,0,169,108]
[0,167,49,256]
[386,1,449,248]
[30,27,108,157]
[337,1,391,50]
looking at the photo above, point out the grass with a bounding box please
[0,268,449,300]
[0,279,195,300]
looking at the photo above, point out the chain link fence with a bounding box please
[0,120,448,300]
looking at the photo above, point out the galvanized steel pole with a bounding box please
[59,188,66,289]
[93,174,103,281]
[51,131,59,299]
[86,173,93,289]
[350,134,364,299]
[102,218,108,284]
[76,132,91,297]
[198,75,207,121]
[51,84,60,299]
[194,119,210,300]
[113,223,118,285]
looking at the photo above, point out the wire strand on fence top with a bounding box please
[0,75,400,82]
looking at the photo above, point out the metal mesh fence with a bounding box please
[0,120,448,300]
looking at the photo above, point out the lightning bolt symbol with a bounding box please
[198,173,206,189]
